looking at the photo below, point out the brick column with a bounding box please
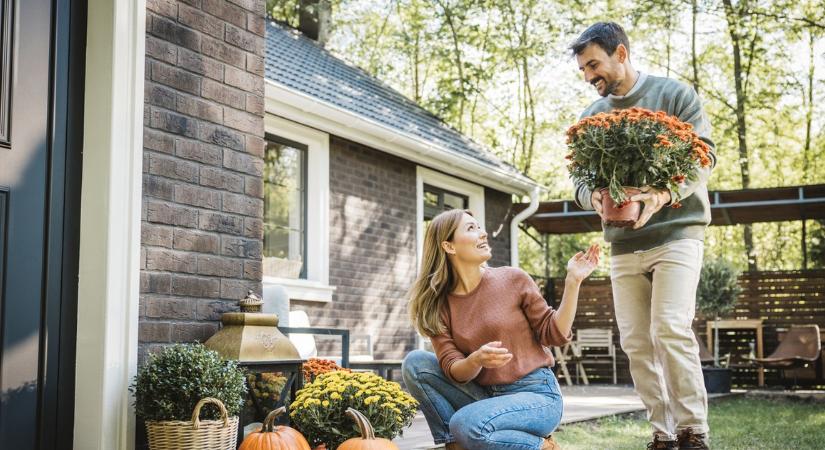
[140,0,266,360]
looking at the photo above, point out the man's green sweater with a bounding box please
[574,73,717,255]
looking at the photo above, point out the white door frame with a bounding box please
[74,0,145,448]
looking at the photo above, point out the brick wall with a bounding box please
[139,0,266,361]
[293,137,419,359]
[485,187,513,268]
[294,137,516,359]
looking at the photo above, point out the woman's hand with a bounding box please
[566,243,600,284]
[469,341,513,369]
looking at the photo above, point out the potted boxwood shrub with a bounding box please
[696,257,742,393]
[130,343,247,450]
[566,107,713,227]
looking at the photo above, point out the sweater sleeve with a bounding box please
[518,270,572,346]
[669,84,717,204]
[429,307,468,384]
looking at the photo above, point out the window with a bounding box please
[423,183,469,222]
[263,136,307,279]
[416,167,485,263]
[263,115,333,302]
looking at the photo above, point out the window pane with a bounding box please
[422,184,469,221]
[264,139,306,279]
[443,192,467,210]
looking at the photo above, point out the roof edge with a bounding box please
[264,79,543,196]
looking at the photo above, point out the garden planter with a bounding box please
[599,187,641,228]
[146,397,238,450]
[702,367,732,394]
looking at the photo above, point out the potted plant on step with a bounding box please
[130,343,247,450]
[696,257,742,393]
[566,107,713,227]
[288,371,418,448]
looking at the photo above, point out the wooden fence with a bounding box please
[541,269,825,388]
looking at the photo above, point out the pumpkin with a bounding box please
[337,408,399,450]
[239,406,311,450]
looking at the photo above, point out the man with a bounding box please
[569,22,716,450]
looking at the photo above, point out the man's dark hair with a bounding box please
[569,22,630,57]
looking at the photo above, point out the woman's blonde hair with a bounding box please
[408,208,471,337]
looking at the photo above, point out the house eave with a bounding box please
[264,79,542,197]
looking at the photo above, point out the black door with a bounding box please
[0,0,84,448]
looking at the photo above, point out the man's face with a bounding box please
[576,43,625,97]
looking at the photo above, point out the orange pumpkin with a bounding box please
[240,406,311,450]
[336,408,399,450]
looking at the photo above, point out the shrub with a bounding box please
[696,257,742,319]
[130,343,247,421]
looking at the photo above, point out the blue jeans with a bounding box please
[402,350,563,450]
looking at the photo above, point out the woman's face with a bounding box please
[443,212,491,264]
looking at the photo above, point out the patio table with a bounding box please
[706,318,764,386]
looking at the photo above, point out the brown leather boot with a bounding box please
[677,428,710,450]
[647,434,678,450]
[445,443,466,450]
[542,435,561,450]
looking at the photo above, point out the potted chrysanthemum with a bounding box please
[566,107,713,227]
[289,371,418,448]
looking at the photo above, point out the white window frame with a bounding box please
[263,114,335,302]
[416,166,486,264]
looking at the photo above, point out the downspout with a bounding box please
[510,186,540,267]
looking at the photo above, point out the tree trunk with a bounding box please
[691,0,700,93]
[803,30,814,183]
[435,0,466,132]
[723,0,757,271]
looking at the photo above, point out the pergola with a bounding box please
[515,184,825,269]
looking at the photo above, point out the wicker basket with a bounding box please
[146,397,239,450]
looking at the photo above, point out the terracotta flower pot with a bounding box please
[599,187,641,228]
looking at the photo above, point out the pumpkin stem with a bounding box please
[345,407,376,439]
[262,406,287,433]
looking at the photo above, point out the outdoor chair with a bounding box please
[753,325,821,385]
[576,328,617,384]
[285,310,402,380]
[553,343,588,385]
[282,310,351,367]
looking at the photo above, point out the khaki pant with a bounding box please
[611,239,708,439]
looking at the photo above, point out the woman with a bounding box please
[402,209,599,450]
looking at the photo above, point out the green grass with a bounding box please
[554,395,825,450]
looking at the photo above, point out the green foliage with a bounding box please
[566,108,712,205]
[298,0,825,270]
[289,371,418,447]
[810,221,825,268]
[130,343,247,422]
[696,257,742,318]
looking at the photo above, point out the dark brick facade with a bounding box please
[292,137,419,359]
[293,137,514,359]
[485,187,513,268]
[140,0,266,360]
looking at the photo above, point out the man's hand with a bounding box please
[469,341,513,369]
[590,189,604,219]
[630,186,671,229]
